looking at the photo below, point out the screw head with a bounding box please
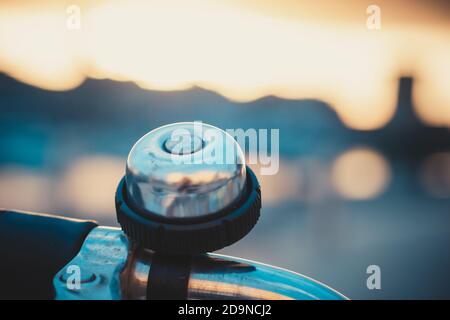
[163,132,203,155]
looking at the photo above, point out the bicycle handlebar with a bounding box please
[0,209,346,300]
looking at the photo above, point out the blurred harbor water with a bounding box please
[0,73,449,299]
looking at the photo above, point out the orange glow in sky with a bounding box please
[0,0,449,130]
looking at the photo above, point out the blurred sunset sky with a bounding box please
[0,0,449,130]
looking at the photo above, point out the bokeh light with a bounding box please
[331,147,390,200]
[420,152,450,198]
[59,155,124,216]
[0,166,52,212]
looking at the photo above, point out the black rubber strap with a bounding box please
[0,210,97,299]
[147,253,192,300]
